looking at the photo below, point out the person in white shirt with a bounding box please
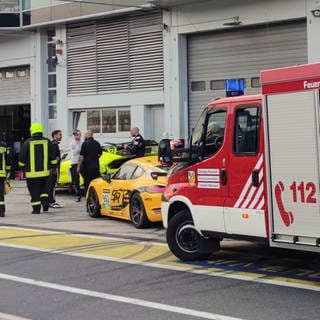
[70,130,82,202]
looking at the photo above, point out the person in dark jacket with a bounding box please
[48,129,63,208]
[125,127,145,157]
[77,130,102,194]
[0,140,12,217]
[19,123,57,214]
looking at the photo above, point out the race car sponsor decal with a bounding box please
[102,189,111,209]
[102,189,131,210]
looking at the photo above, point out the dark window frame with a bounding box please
[233,104,260,155]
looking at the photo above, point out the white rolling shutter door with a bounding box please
[187,20,307,129]
[97,18,129,91]
[0,68,30,104]
[67,11,163,95]
[129,12,163,89]
[67,22,97,94]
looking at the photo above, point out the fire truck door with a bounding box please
[266,90,320,244]
[224,104,266,237]
[189,109,228,233]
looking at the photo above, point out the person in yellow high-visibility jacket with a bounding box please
[19,123,57,214]
[0,140,12,217]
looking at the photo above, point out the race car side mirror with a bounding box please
[151,171,167,180]
[103,172,112,183]
[158,139,173,166]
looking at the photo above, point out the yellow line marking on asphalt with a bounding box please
[0,227,319,291]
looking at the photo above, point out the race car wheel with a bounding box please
[130,193,149,228]
[87,187,101,218]
[166,209,220,261]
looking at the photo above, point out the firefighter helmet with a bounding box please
[30,123,43,135]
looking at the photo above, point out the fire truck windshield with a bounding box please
[190,108,227,161]
[190,109,207,160]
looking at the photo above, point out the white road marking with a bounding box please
[0,312,30,320]
[0,272,245,320]
[0,241,319,292]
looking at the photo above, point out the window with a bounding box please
[210,80,225,90]
[47,29,57,119]
[87,110,101,133]
[102,109,116,133]
[233,105,260,154]
[251,77,261,88]
[48,74,56,87]
[190,109,227,159]
[88,108,131,134]
[113,164,137,180]
[118,110,131,132]
[204,110,227,157]
[5,71,14,79]
[191,81,205,91]
[191,109,207,152]
[131,166,144,179]
[49,105,56,119]
[48,90,56,104]
[16,69,27,77]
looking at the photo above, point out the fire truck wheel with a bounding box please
[167,209,220,261]
[87,187,101,218]
[130,193,150,228]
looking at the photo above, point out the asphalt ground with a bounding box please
[1,180,320,292]
[2,179,166,242]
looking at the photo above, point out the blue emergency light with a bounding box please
[225,79,245,97]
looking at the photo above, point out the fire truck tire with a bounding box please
[87,187,101,218]
[130,193,150,228]
[167,209,220,261]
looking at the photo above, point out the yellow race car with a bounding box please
[86,155,168,228]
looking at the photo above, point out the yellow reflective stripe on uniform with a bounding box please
[25,139,50,178]
[0,201,4,205]
[19,161,25,167]
[40,193,48,198]
[31,201,41,206]
[29,139,49,173]
[51,159,57,165]
[0,146,6,175]
[25,170,50,178]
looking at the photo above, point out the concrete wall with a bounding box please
[307,0,320,63]
[163,0,309,140]
[0,32,34,68]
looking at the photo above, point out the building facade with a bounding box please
[0,0,319,148]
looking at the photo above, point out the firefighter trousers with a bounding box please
[0,177,5,216]
[26,177,49,213]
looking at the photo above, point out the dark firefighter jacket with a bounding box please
[0,143,11,178]
[126,134,145,157]
[19,133,57,178]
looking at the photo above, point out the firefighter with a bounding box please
[19,123,57,214]
[125,127,145,157]
[0,140,12,217]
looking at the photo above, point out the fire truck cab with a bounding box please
[159,63,320,261]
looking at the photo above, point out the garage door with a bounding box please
[187,20,307,129]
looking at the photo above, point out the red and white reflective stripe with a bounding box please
[234,154,265,210]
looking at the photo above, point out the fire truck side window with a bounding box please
[204,110,227,157]
[233,105,260,154]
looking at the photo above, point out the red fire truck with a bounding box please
[159,62,320,260]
